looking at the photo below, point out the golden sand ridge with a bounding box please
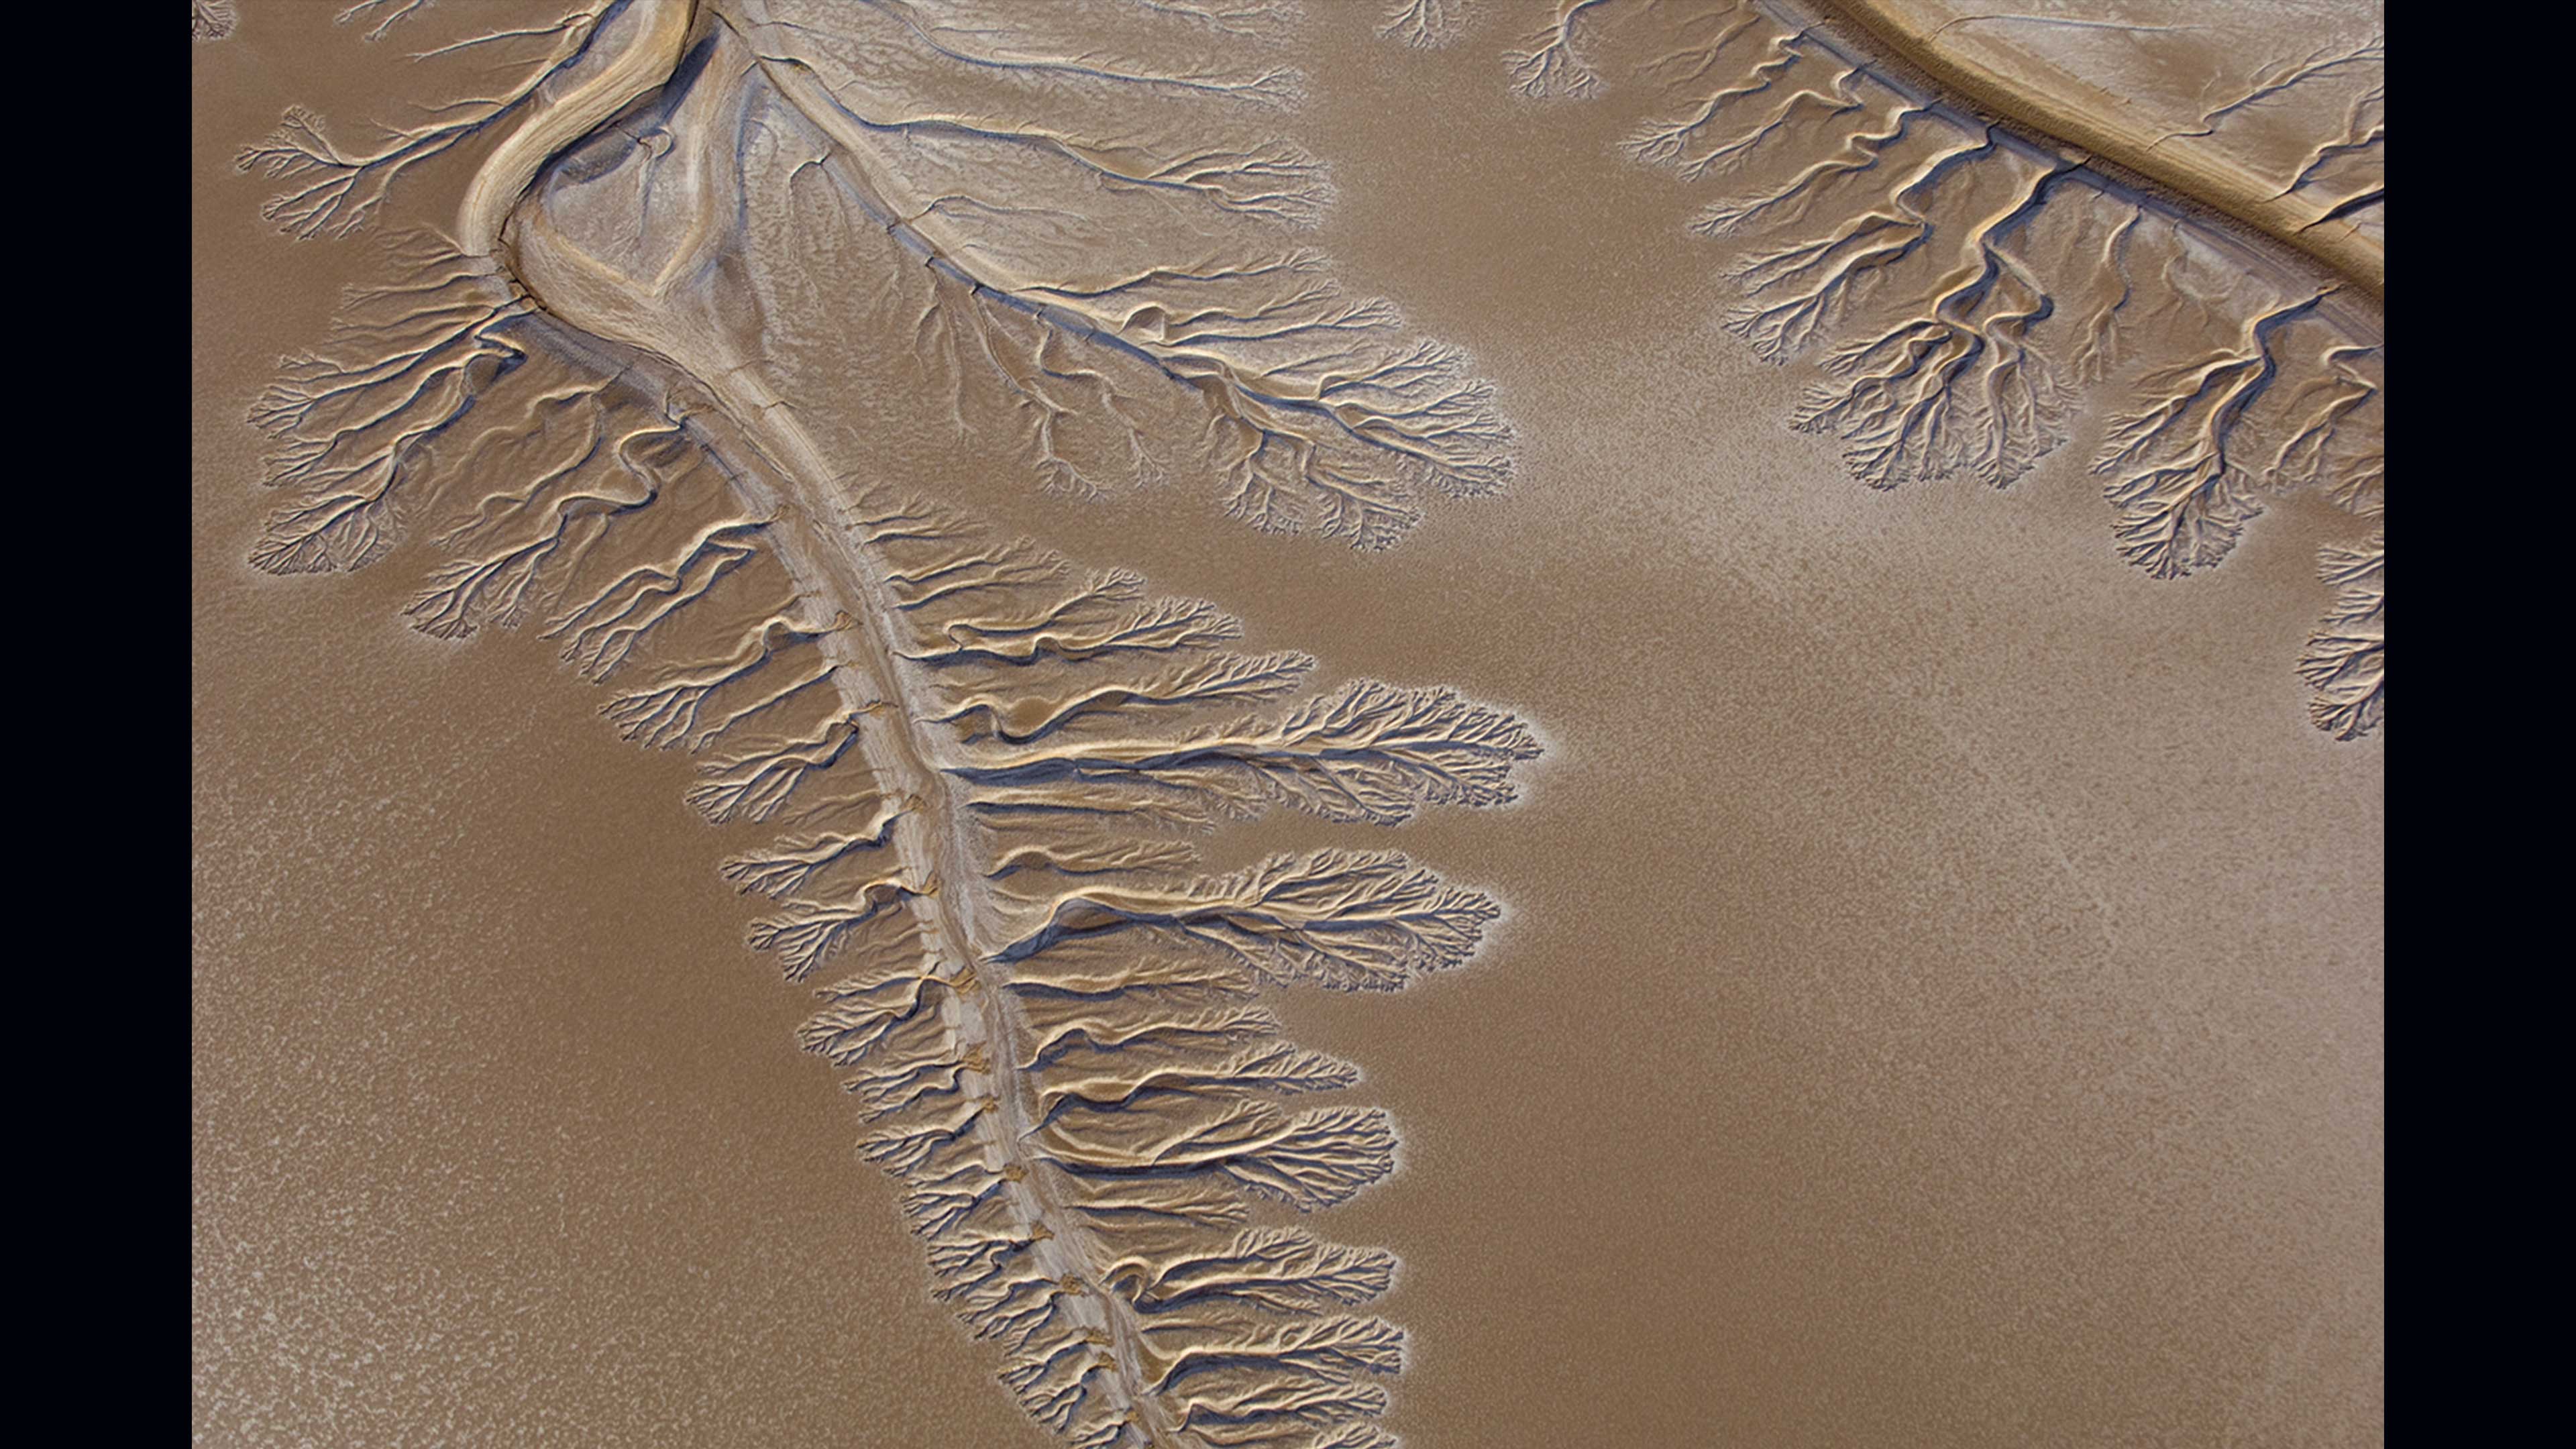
[1827,0,2383,300]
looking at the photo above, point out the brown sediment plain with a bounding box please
[195,4,2383,1447]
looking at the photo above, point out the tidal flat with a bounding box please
[195,3,2383,1444]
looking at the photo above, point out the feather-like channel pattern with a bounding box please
[1481,0,2386,737]
[241,7,1537,1442]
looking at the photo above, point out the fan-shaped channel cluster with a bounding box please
[244,230,1539,1447]
[1493,0,2384,738]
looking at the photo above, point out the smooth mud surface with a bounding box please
[195,3,2383,1445]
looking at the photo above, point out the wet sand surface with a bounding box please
[195,5,2383,1446]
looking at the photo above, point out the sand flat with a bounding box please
[195,3,2383,1444]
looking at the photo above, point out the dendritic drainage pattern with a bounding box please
[1430,0,2384,740]
[236,3,1538,1445]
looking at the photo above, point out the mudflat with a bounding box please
[194,3,2383,1445]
